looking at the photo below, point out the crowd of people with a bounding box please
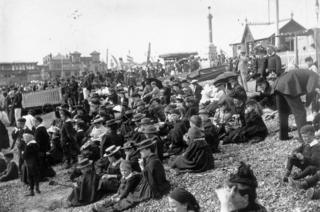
[0,45,319,211]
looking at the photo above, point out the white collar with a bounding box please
[124,173,133,180]
[36,124,44,129]
[27,140,37,145]
[112,158,122,166]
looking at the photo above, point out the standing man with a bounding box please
[13,87,23,124]
[267,46,283,77]
[274,69,320,140]
[34,116,51,179]
[237,50,249,91]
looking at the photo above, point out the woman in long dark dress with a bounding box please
[170,127,214,173]
[98,145,123,194]
[92,138,170,212]
[222,99,268,144]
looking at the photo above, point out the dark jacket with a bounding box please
[255,56,268,78]
[13,92,22,109]
[23,141,40,180]
[67,168,100,206]
[294,143,320,168]
[60,120,78,154]
[273,69,320,106]
[0,120,9,149]
[170,137,214,173]
[267,54,282,76]
[202,119,219,152]
[34,125,50,153]
[223,111,268,144]
[0,161,19,182]
[117,172,142,199]
[167,120,189,155]
[112,154,170,211]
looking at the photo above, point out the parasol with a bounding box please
[213,72,238,85]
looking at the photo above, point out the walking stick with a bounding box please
[48,180,75,188]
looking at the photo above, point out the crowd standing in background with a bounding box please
[0,45,319,211]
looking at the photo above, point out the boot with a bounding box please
[35,186,41,194]
[25,190,35,196]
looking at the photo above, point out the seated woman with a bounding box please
[168,187,200,212]
[122,141,141,172]
[215,162,267,212]
[165,109,189,156]
[49,158,101,210]
[170,125,214,173]
[223,99,268,144]
[92,160,141,210]
[92,138,170,212]
[0,152,19,182]
[98,145,123,194]
[46,127,63,166]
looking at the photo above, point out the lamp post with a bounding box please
[208,6,216,67]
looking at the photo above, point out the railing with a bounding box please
[278,51,316,66]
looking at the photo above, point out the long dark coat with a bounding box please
[170,138,214,173]
[109,154,170,211]
[273,69,320,106]
[223,111,268,144]
[202,119,219,152]
[0,120,9,150]
[34,126,50,153]
[166,120,189,155]
[67,168,100,206]
[22,141,40,184]
[268,54,282,76]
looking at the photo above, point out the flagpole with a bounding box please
[106,49,109,71]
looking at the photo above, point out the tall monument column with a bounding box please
[208,6,217,67]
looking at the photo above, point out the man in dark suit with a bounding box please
[34,116,50,179]
[267,46,282,76]
[0,152,18,182]
[274,69,320,140]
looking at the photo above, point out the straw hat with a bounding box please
[140,125,159,134]
[77,158,93,169]
[137,138,157,150]
[104,145,121,157]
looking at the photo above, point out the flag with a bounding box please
[111,55,119,69]
[127,55,134,64]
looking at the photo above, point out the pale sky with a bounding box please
[0,0,318,63]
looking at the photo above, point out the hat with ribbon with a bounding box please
[137,138,157,150]
[104,145,121,157]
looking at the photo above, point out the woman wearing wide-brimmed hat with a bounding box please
[100,119,124,158]
[98,145,123,194]
[50,158,101,210]
[92,138,170,212]
[140,125,163,161]
[122,140,141,172]
[169,126,214,173]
